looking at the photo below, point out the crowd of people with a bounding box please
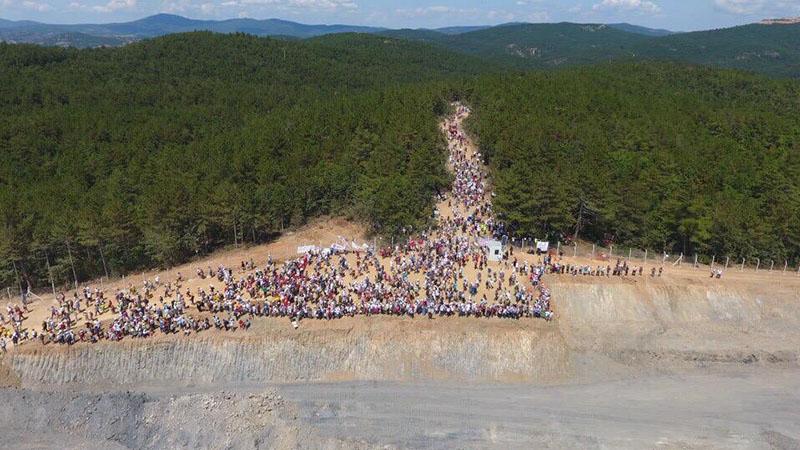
[7,103,561,346]
[550,259,663,277]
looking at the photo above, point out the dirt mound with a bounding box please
[0,388,320,450]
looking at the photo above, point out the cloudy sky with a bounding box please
[1,0,799,31]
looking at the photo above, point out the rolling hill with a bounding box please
[382,22,800,77]
[2,14,798,77]
[382,23,651,68]
[0,14,671,48]
[608,22,674,37]
[0,13,388,46]
[637,23,800,78]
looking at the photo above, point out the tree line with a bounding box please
[464,63,800,263]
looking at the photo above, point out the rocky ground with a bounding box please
[2,368,799,449]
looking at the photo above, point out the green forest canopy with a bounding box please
[1,31,799,292]
[466,64,800,262]
[0,32,479,289]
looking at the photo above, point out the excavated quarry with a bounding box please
[5,278,799,389]
[2,276,800,449]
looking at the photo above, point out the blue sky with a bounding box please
[1,0,799,31]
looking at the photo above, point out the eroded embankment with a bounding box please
[4,279,798,388]
[5,319,569,388]
[552,278,800,380]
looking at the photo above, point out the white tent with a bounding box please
[296,245,319,255]
[486,239,504,262]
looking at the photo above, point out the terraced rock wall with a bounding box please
[5,279,798,388]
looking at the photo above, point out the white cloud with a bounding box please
[395,5,479,18]
[20,0,51,10]
[286,0,356,10]
[163,0,355,15]
[526,10,550,21]
[2,0,53,10]
[713,0,800,16]
[713,0,764,14]
[396,5,522,23]
[89,0,136,12]
[240,0,358,11]
[161,0,358,18]
[487,9,515,21]
[593,0,661,14]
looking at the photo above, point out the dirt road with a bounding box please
[284,370,800,449]
[2,369,798,449]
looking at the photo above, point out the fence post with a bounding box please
[783,260,788,275]
[556,241,560,255]
[66,241,78,291]
[711,255,715,269]
[11,260,23,299]
[45,250,56,297]
[628,248,632,260]
[679,252,683,266]
[740,258,745,272]
[693,254,698,268]
[574,243,577,258]
[755,258,760,272]
[769,260,774,272]
[644,249,648,267]
[99,245,110,281]
[591,244,595,259]
[725,256,729,269]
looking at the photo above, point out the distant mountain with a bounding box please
[434,26,491,35]
[609,23,674,37]
[1,14,799,77]
[636,23,800,78]
[381,23,651,68]
[0,14,386,47]
[381,21,800,77]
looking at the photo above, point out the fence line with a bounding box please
[4,236,800,303]
[506,238,800,277]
